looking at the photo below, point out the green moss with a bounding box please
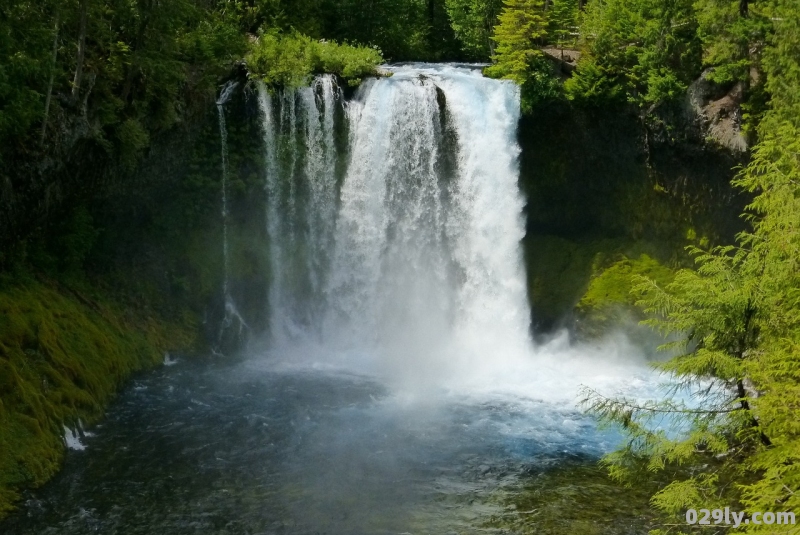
[0,276,200,518]
[525,234,676,333]
[575,253,675,337]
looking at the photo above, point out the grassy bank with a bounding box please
[0,275,201,518]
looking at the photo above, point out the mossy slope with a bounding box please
[0,276,199,517]
[525,234,676,333]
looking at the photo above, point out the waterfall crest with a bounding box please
[258,65,532,383]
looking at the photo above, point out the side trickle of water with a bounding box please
[216,81,248,344]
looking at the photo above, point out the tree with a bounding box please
[583,2,800,529]
[484,0,547,84]
[548,0,580,50]
[445,0,503,59]
[694,0,773,85]
[565,0,702,108]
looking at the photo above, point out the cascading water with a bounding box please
[216,81,248,345]
[258,65,539,387]
[258,75,341,341]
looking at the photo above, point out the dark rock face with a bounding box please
[3,71,751,342]
[516,99,748,332]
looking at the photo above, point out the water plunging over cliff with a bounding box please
[258,65,538,387]
[217,81,248,346]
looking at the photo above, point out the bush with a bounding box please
[245,31,383,88]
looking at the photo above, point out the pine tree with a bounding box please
[565,0,701,107]
[484,0,547,84]
[444,0,504,59]
[694,0,773,85]
[548,0,579,50]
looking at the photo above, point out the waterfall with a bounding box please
[259,75,341,341]
[258,65,533,383]
[216,81,247,345]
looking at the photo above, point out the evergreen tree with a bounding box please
[445,0,503,59]
[694,0,773,85]
[583,2,800,529]
[484,0,547,85]
[565,0,702,107]
[548,0,580,50]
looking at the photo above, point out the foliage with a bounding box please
[695,0,773,84]
[0,0,53,150]
[547,0,581,49]
[484,0,562,111]
[445,0,503,58]
[245,31,383,87]
[232,0,463,62]
[0,275,199,517]
[0,0,246,160]
[485,0,547,85]
[582,1,800,531]
[566,0,702,108]
[576,253,674,336]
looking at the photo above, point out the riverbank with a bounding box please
[0,274,201,517]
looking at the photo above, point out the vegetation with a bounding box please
[485,0,548,85]
[575,253,674,338]
[565,0,702,107]
[0,275,199,515]
[1,0,800,531]
[577,2,800,532]
[445,0,504,58]
[246,31,383,88]
[478,0,800,530]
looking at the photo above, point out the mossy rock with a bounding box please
[575,253,674,339]
[524,234,676,336]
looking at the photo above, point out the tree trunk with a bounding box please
[734,302,770,446]
[40,14,60,145]
[121,6,152,104]
[72,0,87,101]
[740,0,749,17]
[736,378,771,445]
